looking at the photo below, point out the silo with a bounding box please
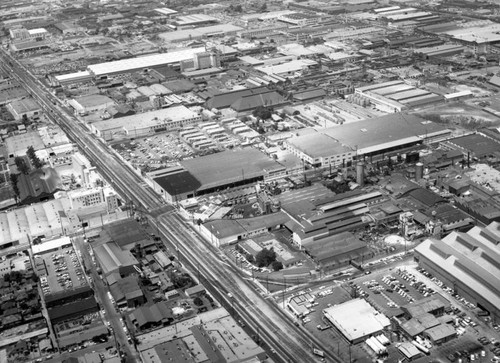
[356,162,365,186]
[415,162,424,181]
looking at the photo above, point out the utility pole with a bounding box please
[282,277,286,308]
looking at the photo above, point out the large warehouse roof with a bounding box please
[87,47,206,76]
[158,24,242,43]
[181,149,281,191]
[415,223,500,311]
[320,114,449,155]
[286,132,352,158]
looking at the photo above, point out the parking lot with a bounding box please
[283,284,373,363]
[38,247,87,295]
[349,266,444,319]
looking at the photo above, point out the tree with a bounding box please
[255,248,277,267]
[245,253,255,263]
[26,146,44,169]
[193,297,204,306]
[253,106,273,120]
[271,261,283,271]
[260,3,267,11]
[14,157,30,175]
[10,173,19,197]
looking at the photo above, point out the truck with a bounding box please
[313,348,325,357]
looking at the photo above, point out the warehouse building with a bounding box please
[158,24,242,43]
[94,242,139,278]
[323,299,391,344]
[174,14,219,28]
[303,231,372,272]
[355,80,443,112]
[320,113,451,161]
[199,212,289,247]
[7,98,41,121]
[284,132,354,168]
[255,59,318,78]
[148,149,284,203]
[90,105,201,140]
[414,222,500,322]
[86,47,206,77]
[68,95,115,115]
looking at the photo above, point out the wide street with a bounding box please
[0,49,342,363]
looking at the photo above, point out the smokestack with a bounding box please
[356,162,364,187]
[415,162,423,181]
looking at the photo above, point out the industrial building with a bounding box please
[158,24,242,43]
[68,95,115,115]
[414,222,500,322]
[419,20,500,53]
[284,132,354,168]
[323,298,391,344]
[7,98,42,121]
[90,105,201,140]
[354,80,443,112]
[93,242,139,277]
[303,231,372,272]
[173,14,219,28]
[199,212,290,247]
[443,133,500,160]
[86,47,206,77]
[148,149,284,203]
[109,275,145,309]
[320,113,451,160]
[17,167,62,206]
[255,59,318,78]
[205,86,270,110]
[282,187,384,246]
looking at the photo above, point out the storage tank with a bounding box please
[356,162,364,186]
[415,162,424,181]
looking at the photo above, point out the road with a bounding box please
[0,49,342,363]
[72,236,139,363]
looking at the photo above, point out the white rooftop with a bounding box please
[87,47,206,76]
[154,7,178,15]
[32,236,71,255]
[323,299,390,342]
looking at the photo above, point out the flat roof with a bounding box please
[181,149,281,191]
[323,298,391,342]
[104,219,148,247]
[158,24,242,42]
[9,98,41,113]
[32,236,71,255]
[204,212,289,239]
[87,47,206,76]
[154,169,201,195]
[389,89,430,101]
[72,94,113,108]
[320,114,449,154]
[286,132,352,158]
[373,84,414,96]
[255,59,317,76]
[154,7,178,15]
[54,71,92,82]
[93,105,199,132]
[447,134,500,158]
[5,130,44,156]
